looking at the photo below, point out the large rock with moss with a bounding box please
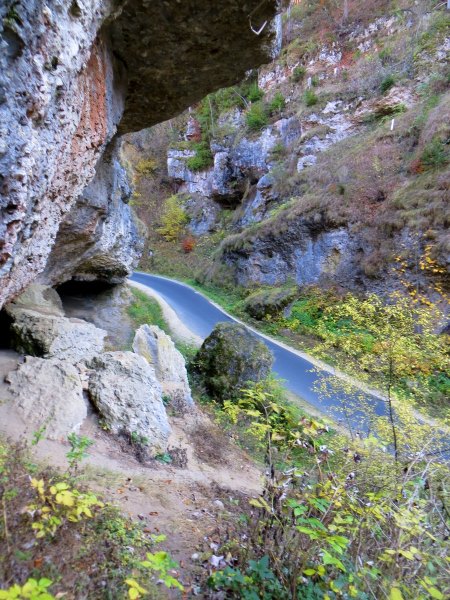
[243,286,298,320]
[193,323,273,401]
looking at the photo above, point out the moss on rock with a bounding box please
[193,322,273,401]
[243,286,298,320]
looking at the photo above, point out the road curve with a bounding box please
[130,272,389,425]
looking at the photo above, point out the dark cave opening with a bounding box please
[0,309,13,349]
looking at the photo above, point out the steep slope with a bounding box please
[129,0,449,300]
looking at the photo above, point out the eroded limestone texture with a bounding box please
[6,284,106,362]
[6,356,87,440]
[88,351,170,454]
[133,324,194,412]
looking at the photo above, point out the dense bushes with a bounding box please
[205,376,450,599]
[421,136,449,169]
[380,73,396,94]
[268,91,286,115]
[0,442,178,599]
[243,81,264,103]
[303,89,318,106]
[292,65,306,82]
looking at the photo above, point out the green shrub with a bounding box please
[303,89,318,107]
[292,65,306,82]
[214,87,243,112]
[268,91,285,115]
[208,556,288,600]
[416,10,450,54]
[186,141,213,171]
[0,578,55,600]
[378,47,393,65]
[380,74,396,94]
[195,99,214,138]
[245,102,269,131]
[269,142,286,159]
[135,158,157,176]
[421,137,448,169]
[243,81,264,103]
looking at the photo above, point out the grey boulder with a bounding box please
[6,357,87,440]
[88,352,170,454]
[132,325,194,411]
[6,285,106,363]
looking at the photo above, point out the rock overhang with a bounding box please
[0,0,283,308]
[110,0,282,133]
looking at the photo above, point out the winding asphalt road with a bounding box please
[131,272,392,427]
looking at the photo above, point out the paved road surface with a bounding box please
[131,272,389,427]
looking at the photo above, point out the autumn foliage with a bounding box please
[181,236,196,253]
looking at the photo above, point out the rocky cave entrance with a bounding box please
[56,280,117,312]
[56,279,134,350]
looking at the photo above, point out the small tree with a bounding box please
[313,292,449,461]
[157,195,189,241]
[214,378,450,599]
[181,235,196,253]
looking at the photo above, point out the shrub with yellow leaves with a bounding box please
[26,478,103,538]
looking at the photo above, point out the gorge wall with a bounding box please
[129,1,449,300]
[0,0,282,308]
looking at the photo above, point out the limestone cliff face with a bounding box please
[40,139,145,285]
[148,4,449,294]
[0,0,281,308]
[0,0,121,307]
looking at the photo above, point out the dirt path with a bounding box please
[0,351,262,595]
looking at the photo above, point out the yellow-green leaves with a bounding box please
[30,478,45,497]
[157,194,189,241]
[125,548,184,597]
[420,577,445,599]
[49,482,75,507]
[124,578,147,600]
[321,550,346,572]
[27,478,103,538]
[0,578,54,600]
[249,497,271,512]
[140,551,184,591]
[389,588,403,600]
